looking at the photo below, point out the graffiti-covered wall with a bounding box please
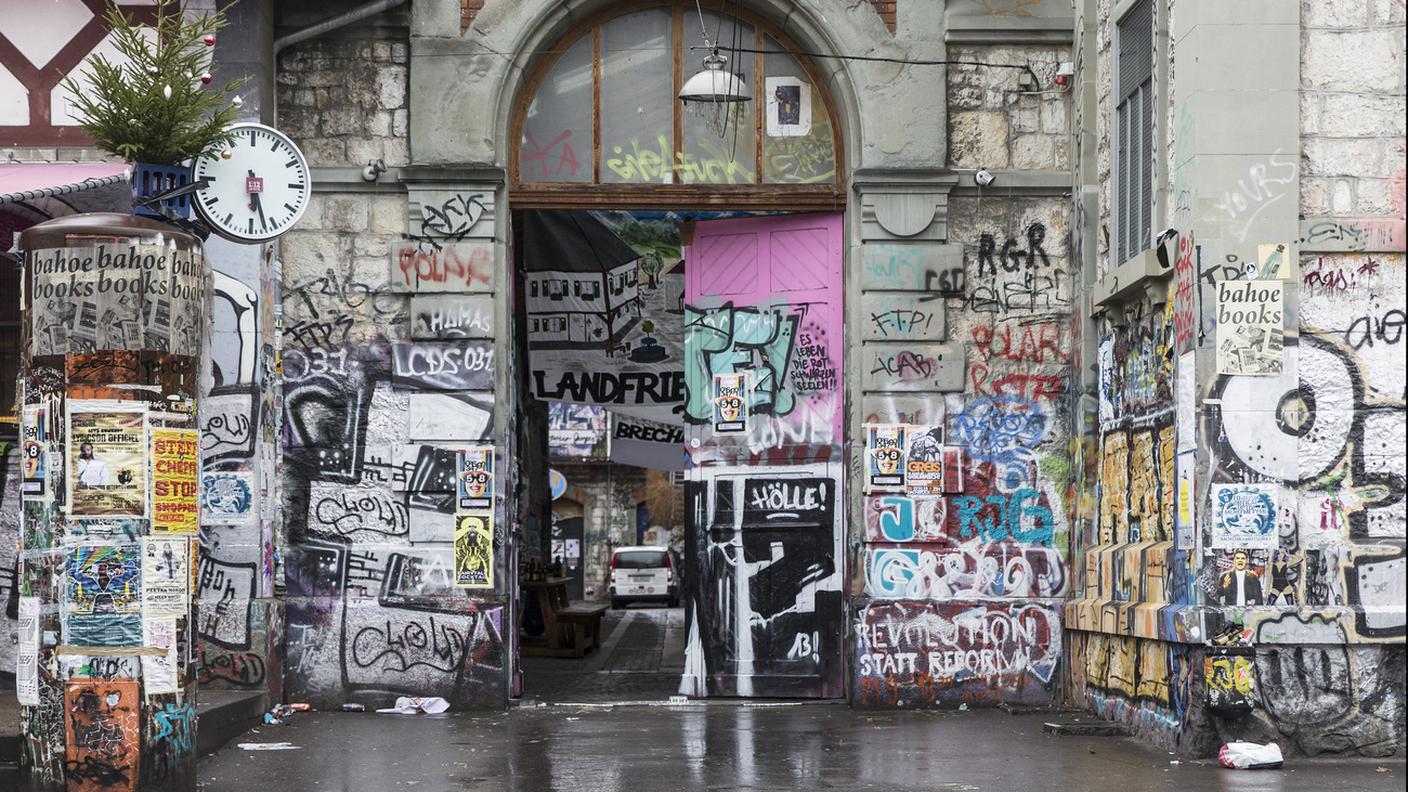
[275,29,508,709]
[1065,0,1406,757]
[850,41,1075,708]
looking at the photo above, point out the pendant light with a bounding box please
[679,50,752,104]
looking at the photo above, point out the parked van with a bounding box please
[608,546,679,609]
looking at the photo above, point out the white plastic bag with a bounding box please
[376,696,451,715]
[1218,741,1284,769]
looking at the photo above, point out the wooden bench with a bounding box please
[556,603,610,652]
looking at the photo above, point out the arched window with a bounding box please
[512,3,843,207]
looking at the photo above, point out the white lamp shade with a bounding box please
[679,61,752,103]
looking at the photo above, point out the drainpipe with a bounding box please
[271,0,409,126]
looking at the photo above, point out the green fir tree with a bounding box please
[60,0,247,164]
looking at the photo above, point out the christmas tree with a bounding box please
[60,0,247,164]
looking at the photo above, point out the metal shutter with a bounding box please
[1116,0,1154,264]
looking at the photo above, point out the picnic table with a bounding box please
[519,576,608,658]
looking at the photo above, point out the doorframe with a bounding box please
[504,201,852,701]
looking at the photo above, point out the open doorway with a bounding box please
[511,208,846,703]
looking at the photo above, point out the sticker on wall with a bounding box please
[865,424,908,493]
[1215,280,1283,375]
[1254,242,1290,280]
[200,471,254,524]
[21,405,48,499]
[1210,482,1279,549]
[549,469,567,500]
[68,401,147,517]
[141,617,179,697]
[454,512,495,589]
[140,537,189,618]
[456,446,495,511]
[712,372,750,435]
[17,596,40,705]
[151,428,200,532]
[903,425,945,496]
[1175,451,1196,550]
[765,76,812,137]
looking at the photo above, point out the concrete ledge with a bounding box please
[198,690,271,756]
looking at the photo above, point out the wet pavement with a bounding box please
[520,606,686,703]
[200,705,1404,792]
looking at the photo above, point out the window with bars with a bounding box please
[1115,0,1154,265]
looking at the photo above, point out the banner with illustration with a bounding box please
[454,512,495,589]
[525,210,686,423]
[28,242,204,356]
[68,402,146,517]
[152,429,200,532]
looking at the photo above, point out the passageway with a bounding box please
[521,607,687,703]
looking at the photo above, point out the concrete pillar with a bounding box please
[18,213,208,791]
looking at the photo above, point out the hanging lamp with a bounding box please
[679,50,752,104]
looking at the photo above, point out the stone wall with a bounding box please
[276,24,509,709]
[1066,0,1406,757]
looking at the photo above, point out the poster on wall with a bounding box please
[456,446,494,511]
[17,596,40,705]
[711,372,750,435]
[1176,351,1196,452]
[200,471,254,524]
[765,76,812,137]
[454,512,495,589]
[1214,549,1268,607]
[151,428,200,532]
[68,402,146,517]
[525,210,686,423]
[21,405,48,499]
[141,617,179,697]
[1175,451,1196,550]
[865,424,908,493]
[140,537,189,618]
[1215,281,1283,375]
[66,543,142,614]
[1210,482,1279,549]
[903,425,945,496]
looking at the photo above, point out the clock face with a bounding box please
[192,122,311,243]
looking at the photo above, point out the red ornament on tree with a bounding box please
[200,73,213,84]
[203,34,216,45]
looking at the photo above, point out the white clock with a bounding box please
[192,122,311,243]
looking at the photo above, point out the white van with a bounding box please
[608,546,679,609]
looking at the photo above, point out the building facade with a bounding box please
[1,0,1403,767]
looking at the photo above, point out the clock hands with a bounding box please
[247,168,268,231]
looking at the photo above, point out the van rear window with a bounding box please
[615,550,667,569]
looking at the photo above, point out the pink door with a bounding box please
[680,213,845,698]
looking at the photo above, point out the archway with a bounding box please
[498,0,858,702]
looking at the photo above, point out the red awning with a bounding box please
[0,162,129,206]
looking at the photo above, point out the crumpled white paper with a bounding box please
[376,696,451,715]
[1218,741,1284,769]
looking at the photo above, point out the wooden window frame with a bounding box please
[510,0,846,210]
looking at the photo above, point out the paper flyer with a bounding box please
[454,512,495,589]
[68,403,147,517]
[21,405,48,499]
[141,537,189,618]
[17,596,40,705]
[1210,482,1279,549]
[151,429,200,532]
[711,372,750,435]
[456,446,495,512]
[1216,281,1284,375]
[904,425,945,496]
[141,617,179,696]
[865,424,908,493]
